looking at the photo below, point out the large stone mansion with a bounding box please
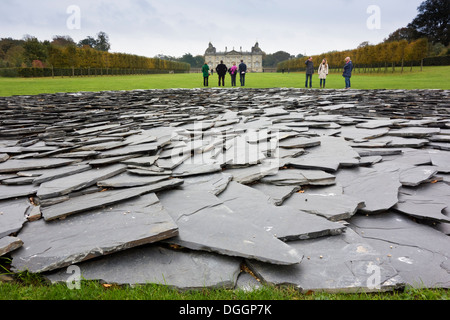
[204,42,264,73]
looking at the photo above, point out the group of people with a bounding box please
[202,60,247,87]
[201,56,354,89]
[305,56,354,89]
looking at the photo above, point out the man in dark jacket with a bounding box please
[238,60,247,86]
[305,57,314,88]
[215,60,228,86]
[343,57,354,89]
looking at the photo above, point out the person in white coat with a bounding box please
[318,59,329,89]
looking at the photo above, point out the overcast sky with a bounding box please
[1,0,424,57]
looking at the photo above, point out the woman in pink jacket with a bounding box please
[229,62,238,87]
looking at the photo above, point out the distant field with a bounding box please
[0,66,448,97]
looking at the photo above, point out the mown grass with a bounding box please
[0,66,448,97]
[0,270,448,301]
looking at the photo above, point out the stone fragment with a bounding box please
[0,236,23,256]
[0,198,31,238]
[336,167,401,214]
[45,245,241,289]
[158,188,304,265]
[247,228,404,293]
[37,164,127,200]
[41,178,183,221]
[11,193,178,273]
[0,158,79,173]
[218,182,346,240]
[283,193,365,221]
[350,212,450,288]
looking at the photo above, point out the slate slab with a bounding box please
[45,245,242,289]
[41,178,184,221]
[0,184,38,201]
[283,193,365,221]
[0,158,79,173]
[350,212,450,288]
[11,193,178,273]
[335,167,401,214]
[0,198,31,238]
[37,164,127,200]
[157,188,304,265]
[247,228,404,293]
[218,182,346,241]
[0,236,23,256]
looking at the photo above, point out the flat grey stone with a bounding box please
[336,167,401,214]
[0,236,23,256]
[388,127,440,138]
[251,183,300,206]
[32,164,92,184]
[121,156,159,167]
[97,142,160,158]
[224,161,280,185]
[41,178,183,221]
[278,137,321,149]
[394,194,450,223]
[37,164,127,200]
[45,245,241,289]
[218,182,346,241]
[171,163,222,177]
[429,150,450,173]
[339,127,390,142]
[181,172,233,195]
[158,188,303,265]
[97,172,170,188]
[350,212,450,288]
[247,228,404,293]
[0,158,79,173]
[288,137,360,172]
[260,168,335,186]
[0,184,38,201]
[11,193,178,273]
[283,193,365,221]
[0,198,32,238]
[399,166,438,186]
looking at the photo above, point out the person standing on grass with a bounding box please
[202,62,210,87]
[229,62,238,87]
[239,60,247,86]
[216,60,228,87]
[305,57,314,88]
[318,59,328,89]
[343,57,353,89]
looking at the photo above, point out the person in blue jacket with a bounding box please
[343,57,353,89]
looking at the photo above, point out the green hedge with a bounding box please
[0,68,189,78]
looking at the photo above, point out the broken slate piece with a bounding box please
[0,184,38,201]
[0,236,23,256]
[218,181,346,241]
[157,188,304,265]
[399,166,438,186]
[283,193,365,221]
[37,164,127,200]
[0,158,79,173]
[247,228,404,293]
[41,178,184,221]
[336,168,401,214]
[0,198,31,238]
[11,193,178,273]
[97,172,170,188]
[350,212,450,288]
[45,244,242,289]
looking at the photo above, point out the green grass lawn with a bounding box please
[0,66,448,97]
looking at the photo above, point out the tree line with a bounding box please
[278,0,449,73]
[0,32,190,77]
[278,38,433,73]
